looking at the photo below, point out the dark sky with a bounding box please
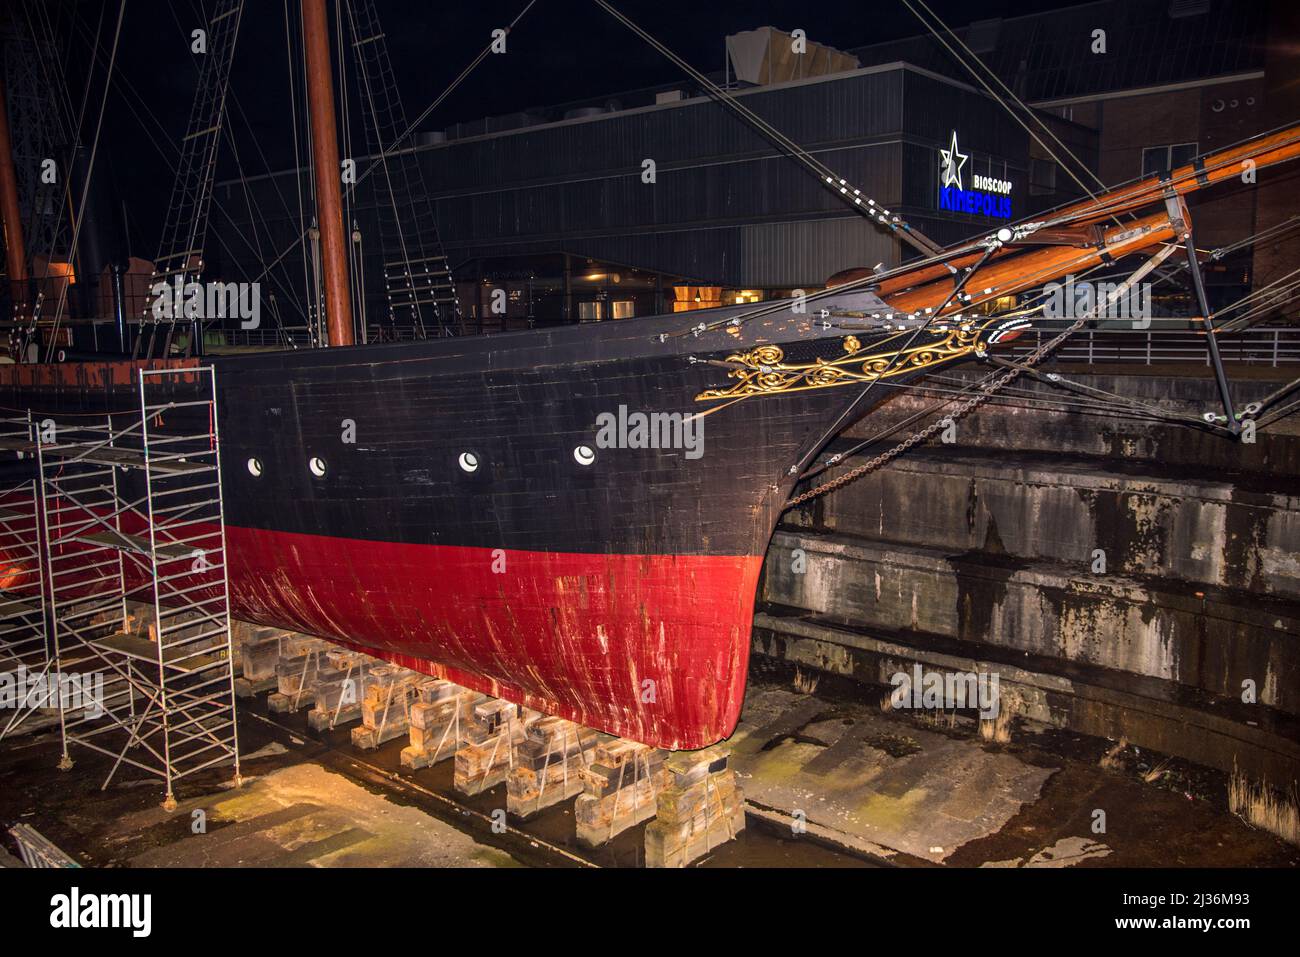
[60,0,1081,256]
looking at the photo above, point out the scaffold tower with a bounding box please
[38,366,240,808]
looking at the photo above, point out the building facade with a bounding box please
[210,0,1291,340]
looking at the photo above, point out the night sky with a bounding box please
[60,0,1078,257]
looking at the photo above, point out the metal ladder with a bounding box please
[39,367,241,808]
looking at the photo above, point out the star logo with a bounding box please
[939,130,968,190]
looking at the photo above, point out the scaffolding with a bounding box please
[0,412,53,740]
[39,366,240,808]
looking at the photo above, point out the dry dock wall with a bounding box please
[755,368,1300,783]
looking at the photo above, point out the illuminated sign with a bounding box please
[937,131,1013,219]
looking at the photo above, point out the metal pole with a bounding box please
[1183,234,1240,432]
[110,263,127,352]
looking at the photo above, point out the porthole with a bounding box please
[574,445,596,466]
[247,458,263,477]
[309,456,327,478]
[458,451,479,473]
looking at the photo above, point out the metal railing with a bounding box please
[1005,325,1300,366]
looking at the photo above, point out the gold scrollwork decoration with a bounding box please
[696,323,989,402]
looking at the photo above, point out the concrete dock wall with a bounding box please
[755,368,1300,781]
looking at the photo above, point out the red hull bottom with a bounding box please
[225,526,762,750]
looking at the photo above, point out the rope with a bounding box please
[592,0,942,256]
[247,0,542,288]
[786,244,1179,508]
[43,0,127,363]
[901,0,1115,218]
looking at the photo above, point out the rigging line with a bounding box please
[43,0,127,364]
[980,354,1226,427]
[58,12,310,339]
[901,0,1112,210]
[247,0,542,289]
[377,0,539,173]
[667,175,1191,339]
[918,372,1221,421]
[936,125,1300,248]
[1050,218,1300,336]
[151,0,246,356]
[591,0,942,257]
[19,0,101,332]
[217,124,305,341]
[1032,123,1300,223]
[1214,267,1300,331]
[1257,395,1300,429]
[19,2,76,146]
[67,4,274,274]
[1148,215,1300,319]
[179,0,306,342]
[344,0,434,340]
[803,378,1194,473]
[678,218,1111,342]
[1242,377,1300,419]
[788,245,1188,500]
[1219,282,1300,334]
[788,244,999,480]
[1219,298,1300,341]
[68,0,104,144]
[285,0,313,344]
[662,233,995,339]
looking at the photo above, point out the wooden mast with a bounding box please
[302,0,353,346]
[0,73,29,322]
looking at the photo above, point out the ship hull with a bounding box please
[227,527,761,749]
[1,296,895,747]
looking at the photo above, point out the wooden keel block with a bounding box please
[349,665,421,750]
[452,698,531,795]
[400,687,483,770]
[573,739,670,847]
[645,746,744,868]
[506,716,597,819]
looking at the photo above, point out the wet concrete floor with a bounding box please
[0,669,1295,868]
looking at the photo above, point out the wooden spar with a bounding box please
[884,211,1177,317]
[1051,123,1300,227]
[302,0,354,347]
[0,72,28,320]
